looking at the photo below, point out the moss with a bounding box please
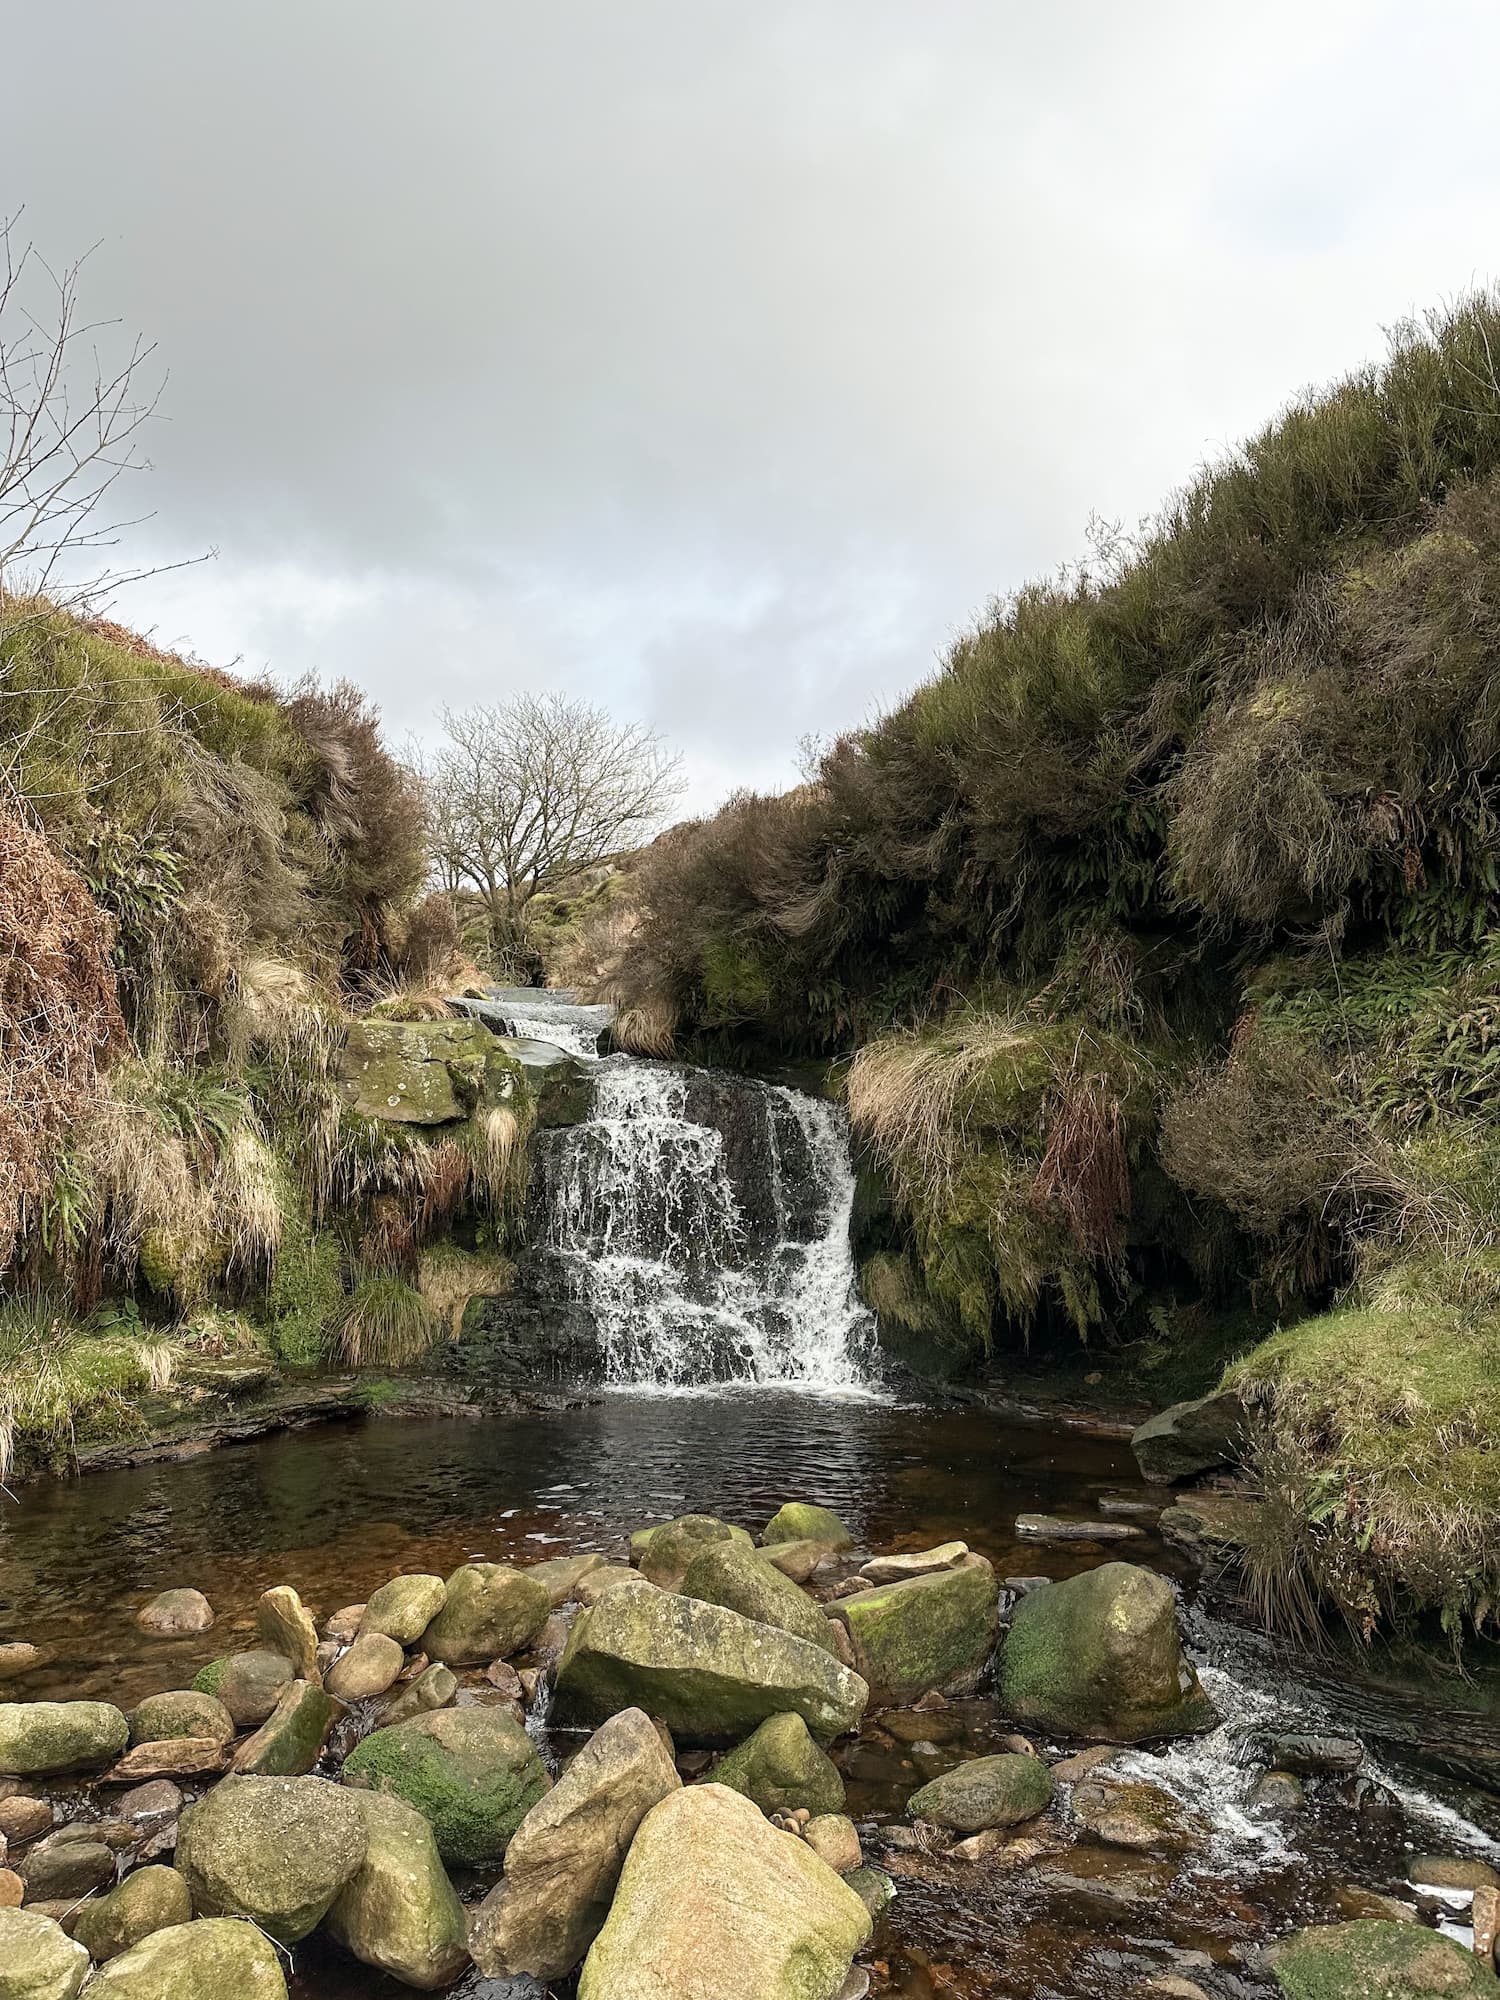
[263,1218,343,1371]
[342,1710,548,1867]
[828,1560,998,1705]
[191,1658,230,1699]
[1270,1919,1500,1998]
[708,1712,844,1816]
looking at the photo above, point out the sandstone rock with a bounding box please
[134,1591,214,1637]
[1068,1773,1198,1851]
[0,1645,47,1683]
[469,1706,680,1981]
[230,1681,339,1777]
[342,1705,549,1867]
[382,1662,458,1726]
[996,1562,1215,1742]
[1249,1769,1306,1816]
[118,1783,180,1825]
[759,1540,834,1584]
[761,1503,855,1551]
[321,1605,365,1643]
[575,1565,652,1606]
[0,1907,91,1999]
[1130,1390,1247,1485]
[80,1916,288,1996]
[0,1796,53,1844]
[0,1703,128,1778]
[908,1752,1054,1833]
[107,1739,225,1783]
[1269,1919,1499,1997]
[326,1790,468,1990]
[577,1784,870,2000]
[175,1774,367,1943]
[192,1652,293,1729]
[327,1632,405,1702]
[1409,1856,1500,1892]
[254,1587,319,1682]
[1266,1732,1364,1776]
[525,1554,607,1607]
[555,1586,868,1745]
[419,1564,550,1666]
[127,1693,234,1750]
[0,1868,20,1907]
[18,1834,115,1901]
[1015,1513,1143,1543]
[680,1542,839,1655]
[336,1016,509,1125]
[824,1555,998,1705]
[486,1659,525,1699]
[804,1813,862,1873]
[360,1574,447,1647]
[637,1516,754,1590]
[708,1712,844,1817]
[71,1866,192,1963]
[858,1543,968,1585]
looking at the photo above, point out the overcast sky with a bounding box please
[4,3,1499,812]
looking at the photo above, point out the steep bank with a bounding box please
[601,296,1500,1648]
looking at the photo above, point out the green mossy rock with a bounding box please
[1130,1390,1247,1485]
[761,1503,854,1551]
[80,1917,289,1997]
[1270,1919,1500,1996]
[418,1563,550,1666]
[71,1866,193,1963]
[191,1651,293,1729]
[0,1700,129,1777]
[341,1705,550,1868]
[360,1574,447,1646]
[708,1712,844,1816]
[337,1017,509,1125]
[326,1790,469,1991]
[680,1542,839,1655]
[907,1752,1054,1832]
[638,1516,755,1590]
[229,1680,339,1777]
[0,1907,91,1999]
[555,1585,868,1746]
[825,1555,998,1705]
[175,1774,367,1944]
[996,1561,1216,1743]
[128,1692,234,1749]
[578,1783,871,2000]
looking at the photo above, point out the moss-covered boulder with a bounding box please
[337,1017,514,1125]
[824,1554,998,1705]
[637,1516,754,1590]
[761,1502,854,1550]
[0,1907,91,1999]
[1270,1919,1500,1996]
[555,1586,868,1745]
[359,1574,447,1646]
[71,1867,193,1963]
[1130,1390,1247,1485]
[80,1917,288,1997]
[229,1680,340,1777]
[326,1790,469,1991]
[418,1563,550,1666]
[175,1775,367,1943]
[0,1701,129,1777]
[680,1542,839,1655]
[469,1707,682,1982]
[907,1752,1054,1832]
[341,1705,550,1867]
[128,1692,234,1750]
[577,1784,870,2000]
[192,1651,293,1729]
[708,1712,844,1816]
[995,1561,1216,1743]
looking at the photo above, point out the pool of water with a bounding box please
[2,1392,1497,1998]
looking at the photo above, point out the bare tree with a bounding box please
[423,693,684,966]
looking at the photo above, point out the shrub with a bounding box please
[334,1273,440,1369]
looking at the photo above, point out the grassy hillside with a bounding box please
[604,297,1500,1647]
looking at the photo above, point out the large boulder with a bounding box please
[637,1516,754,1590]
[174,1774,367,1944]
[908,1752,1055,1832]
[128,1692,234,1749]
[192,1652,293,1729]
[577,1784,870,2000]
[469,1707,681,1981]
[708,1711,844,1816]
[71,1866,193,1963]
[418,1564,550,1666]
[1269,1919,1500,1997]
[336,1016,512,1125]
[824,1555,998,1705]
[78,1918,288,1997]
[360,1574,447,1646]
[995,1561,1216,1743]
[492,1034,592,1128]
[761,1503,854,1551]
[0,1701,128,1777]
[1130,1390,1247,1485]
[134,1590,214,1637]
[229,1680,339,1777]
[555,1587,868,1746]
[341,1705,549,1867]
[680,1542,839,1655]
[0,1908,91,1999]
[326,1790,469,1991]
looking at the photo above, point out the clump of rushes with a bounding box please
[334,1273,440,1370]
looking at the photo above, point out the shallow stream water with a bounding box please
[4,1391,1498,1998]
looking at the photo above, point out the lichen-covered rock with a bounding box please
[326,1791,469,1991]
[359,1574,447,1647]
[175,1774,367,1943]
[908,1753,1054,1833]
[761,1503,855,1551]
[759,1539,834,1584]
[1269,1918,1500,1996]
[134,1591,214,1637]
[577,1784,870,2000]
[337,1017,512,1125]
[637,1516,754,1590]
[254,1587,320,1682]
[0,1702,129,1777]
[1130,1390,1247,1485]
[71,1866,192,1963]
[326,1633,405,1702]
[708,1711,844,1817]
[418,1563,550,1666]
[526,1553,608,1607]
[230,1681,339,1777]
[824,1555,998,1705]
[680,1542,839,1655]
[341,1705,549,1867]
[128,1692,234,1750]
[555,1586,868,1746]
[995,1562,1216,1743]
[0,1907,90,1999]
[493,1034,592,1128]
[859,1543,968,1585]
[382,1662,457,1726]
[469,1706,681,1981]
[192,1652,293,1729]
[80,1917,288,1997]
[19,1833,115,1901]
